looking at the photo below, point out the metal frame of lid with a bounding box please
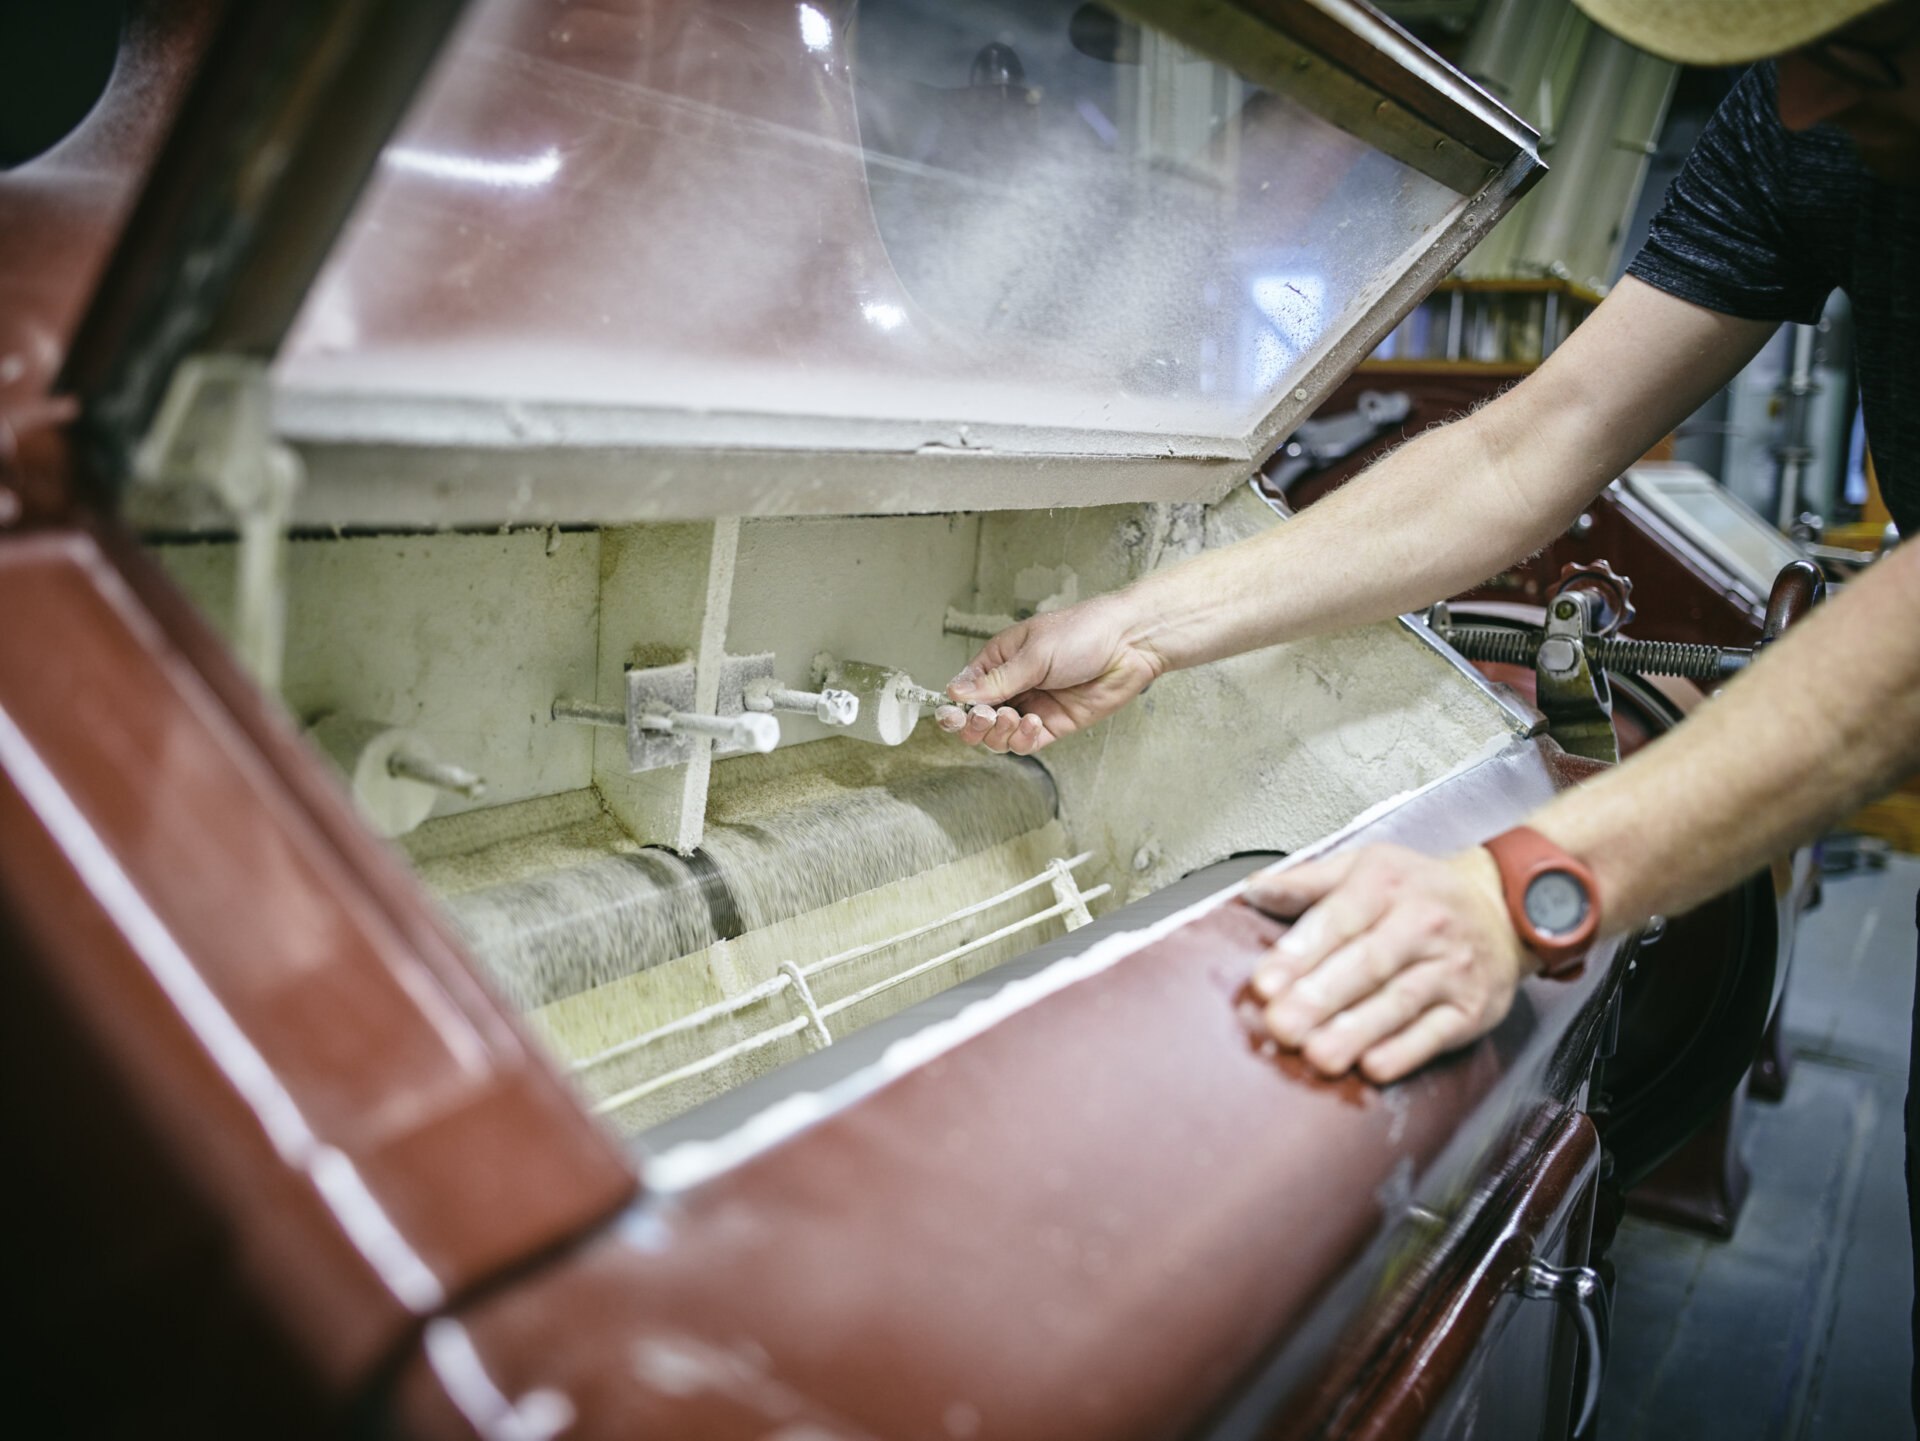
[83,0,1543,532]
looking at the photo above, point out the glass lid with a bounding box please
[265,0,1538,521]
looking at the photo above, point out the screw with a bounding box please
[1554,599,1578,620]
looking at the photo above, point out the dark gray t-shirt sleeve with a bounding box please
[1625,64,1835,325]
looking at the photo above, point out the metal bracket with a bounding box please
[1534,590,1617,765]
[623,662,699,770]
[1267,389,1412,493]
[131,355,303,690]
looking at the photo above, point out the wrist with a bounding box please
[1108,585,1179,679]
[1450,847,1539,981]
[1479,826,1601,978]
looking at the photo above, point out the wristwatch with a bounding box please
[1482,826,1599,979]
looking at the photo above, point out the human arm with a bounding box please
[941,278,1776,753]
[1246,538,1920,1083]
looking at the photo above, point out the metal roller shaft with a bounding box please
[1439,625,1751,681]
[639,708,780,753]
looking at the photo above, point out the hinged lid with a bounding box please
[82,1,1542,528]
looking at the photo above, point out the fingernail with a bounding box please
[934,704,965,731]
[1277,915,1320,958]
[948,669,977,697]
[1249,967,1285,1001]
[969,704,996,723]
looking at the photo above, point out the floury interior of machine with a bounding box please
[133,0,1544,1137]
[151,500,1529,1136]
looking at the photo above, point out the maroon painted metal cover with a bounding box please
[0,526,638,1404]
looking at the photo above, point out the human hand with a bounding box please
[936,596,1168,755]
[1243,844,1534,1084]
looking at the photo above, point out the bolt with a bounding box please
[1537,636,1577,672]
[1554,599,1578,620]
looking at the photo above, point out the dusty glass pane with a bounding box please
[277,0,1465,453]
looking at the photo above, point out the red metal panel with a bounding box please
[0,526,637,1400]
[1337,1111,1600,1441]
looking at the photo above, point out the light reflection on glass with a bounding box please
[282,0,1467,452]
[798,3,833,53]
[383,144,562,189]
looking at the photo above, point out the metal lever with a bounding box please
[743,678,859,727]
[388,748,487,801]
[638,706,780,753]
[1519,1257,1610,1437]
[1762,557,1826,643]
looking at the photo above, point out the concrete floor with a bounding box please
[1597,853,1920,1441]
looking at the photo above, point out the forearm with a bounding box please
[1115,280,1773,675]
[1123,406,1592,670]
[1531,542,1920,930]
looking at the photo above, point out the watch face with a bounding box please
[1524,869,1589,937]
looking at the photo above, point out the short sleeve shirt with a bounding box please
[1625,62,1919,535]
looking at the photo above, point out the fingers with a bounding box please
[948,623,1045,708]
[1260,927,1412,1047]
[1245,852,1361,922]
[943,702,1054,754]
[1288,960,1445,1076]
[1358,1004,1483,1085]
[1242,843,1527,1084]
[1246,853,1375,1000]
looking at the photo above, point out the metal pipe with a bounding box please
[897,683,952,710]
[1775,322,1818,530]
[639,708,780,753]
[388,748,487,800]
[551,697,626,728]
[743,679,859,726]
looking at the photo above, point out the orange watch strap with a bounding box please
[1482,826,1599,980]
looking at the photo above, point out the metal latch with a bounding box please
[1518,1256,1611,1437]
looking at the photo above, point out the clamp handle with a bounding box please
[1762,558,1826,643]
